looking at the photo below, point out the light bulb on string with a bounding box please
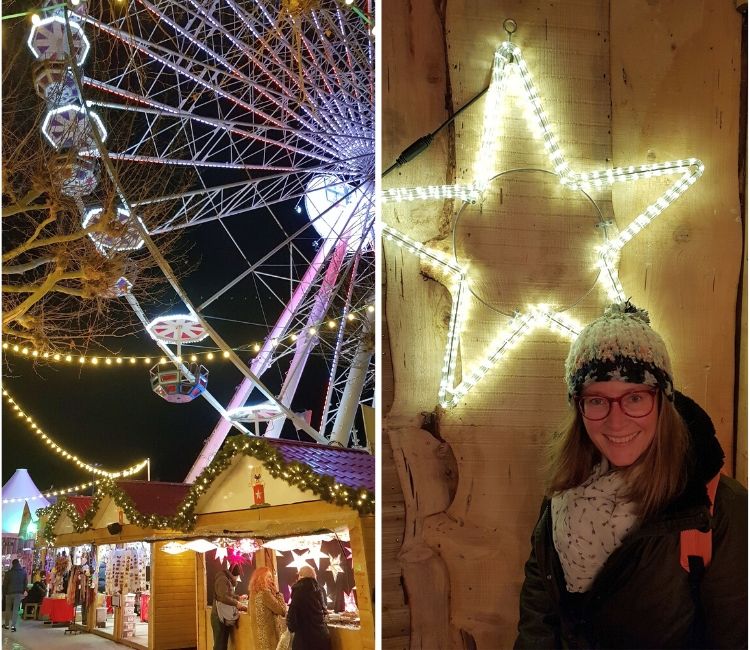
[2,389,149,479]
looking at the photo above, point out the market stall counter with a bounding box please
[217,612,362,650]
[39,597,75,624]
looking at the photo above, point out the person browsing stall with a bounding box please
[211,564,247,650]
[248,566,287,650]
[515,302,747,649]
[287,565,331,650]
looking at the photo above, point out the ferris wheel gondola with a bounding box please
[147,315,210,403]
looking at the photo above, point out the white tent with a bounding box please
[2,468,51,536]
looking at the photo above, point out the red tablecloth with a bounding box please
[140,594,149,622]
[39,598,75,623]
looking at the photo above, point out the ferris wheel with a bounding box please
[26,0,376,479]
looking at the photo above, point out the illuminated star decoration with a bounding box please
[343,589,358,613]
[343,545,353,561]
[382,40,704,409]
[227,548,252,567]
[321,583,334,605]
[326,554,344,582]
[213,546,228,566]
[305,541,328,569]
[287,550,313,572]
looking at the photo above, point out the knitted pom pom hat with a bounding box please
[565,302,674,401]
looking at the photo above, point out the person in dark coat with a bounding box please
[515,303,748,649]
[22,571,47,606]
[2,559,28,632]
[286,565,331,650]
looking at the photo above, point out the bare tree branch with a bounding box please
[2,267,65,326]
[2,17,191,351]
[2,256,55,275]
[1,219,108,263]
[1,189,48,218]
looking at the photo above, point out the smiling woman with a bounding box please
[577,383,661,469]
[515,302,748,649]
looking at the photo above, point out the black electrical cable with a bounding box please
[382,83,490,178]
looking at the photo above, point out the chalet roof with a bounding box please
[115,480,191,517]
[38,438,374,543]
[67,496,93,520]
[263,439,374,492]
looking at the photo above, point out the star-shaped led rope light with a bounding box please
[383,38,704,409]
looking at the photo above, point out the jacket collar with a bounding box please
[665,391,724,512]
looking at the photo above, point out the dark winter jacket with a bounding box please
[22,580,46,605]
[515,392,748,649]
[213,568,241,607]
[287,577,331,650]
[2,564,28,595]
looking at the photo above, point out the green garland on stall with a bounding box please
[192,435,375,517]
[37,436,375,543]
[36,489,105,545]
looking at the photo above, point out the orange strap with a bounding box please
[680,472,721,572]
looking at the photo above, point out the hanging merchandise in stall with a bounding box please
[101,544,149,595]
[270,532,358,618]
[96,542,151,642]
[203,540,259,605]
[36,544,94,626]
[50,548,72,595]
[67,545,96,626]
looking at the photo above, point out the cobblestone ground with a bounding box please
[1,621,123,649]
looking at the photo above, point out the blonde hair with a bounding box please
[298,565,316,580]
[249,567,273,595]
[546,394,689,519]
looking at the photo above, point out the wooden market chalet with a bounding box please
[36,437,375,650]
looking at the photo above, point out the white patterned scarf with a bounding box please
[551,460,640,593]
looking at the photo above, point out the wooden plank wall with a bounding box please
[381,428,409,650]
[152,541,198,649]
[381,1,743,648]
[349,517,375,650]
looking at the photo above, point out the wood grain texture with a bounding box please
[610,0,742,472]
[152,541,198,650]
[380,429,408,650]
[382,1,743,647]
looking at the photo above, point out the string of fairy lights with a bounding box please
[1,305,376,367]
[38,435,375,544]
[2,480,102,504]
[2,388,149,479]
